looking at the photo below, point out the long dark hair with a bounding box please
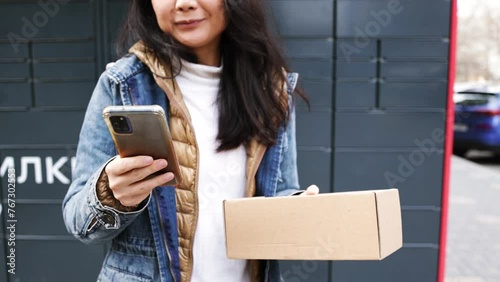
[118,0,307,151]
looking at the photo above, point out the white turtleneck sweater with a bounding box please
[175,60,250,282]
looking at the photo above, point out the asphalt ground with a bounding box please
[444,155,500,282]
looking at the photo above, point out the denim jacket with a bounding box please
[62,54,301,282]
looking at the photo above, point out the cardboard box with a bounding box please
[223,188,402,260]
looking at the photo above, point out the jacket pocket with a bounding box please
[97,264,153,282]
[97,250,157,282]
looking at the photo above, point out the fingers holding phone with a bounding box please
[105,155,175,207]
[102,105,182,187]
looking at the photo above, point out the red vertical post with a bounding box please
[438,0,457,281]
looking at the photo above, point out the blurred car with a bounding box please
[454,86,500,156]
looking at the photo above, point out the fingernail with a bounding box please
[143,156,153,164]
[156,159,167,168]
[163,172,174,182]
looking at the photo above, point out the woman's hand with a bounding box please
[105,155,175,207]
[300,185,320,196]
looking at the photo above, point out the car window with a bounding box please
[454,92,497,106]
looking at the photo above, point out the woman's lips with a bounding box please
[175,19,204,29]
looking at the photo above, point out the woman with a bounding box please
[63,0,318,281]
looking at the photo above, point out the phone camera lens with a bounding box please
[110,116,132,133]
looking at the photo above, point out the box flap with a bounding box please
[375,189,403,259]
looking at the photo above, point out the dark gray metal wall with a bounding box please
[0,0,452,281]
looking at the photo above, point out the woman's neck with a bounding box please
[191,38,222,67]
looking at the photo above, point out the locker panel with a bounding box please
[0,111,85,144]
[335,112,445,148]
[401,209,440,244]
[336,62,376,78]
[0,1,94,39]
[336,81,376,108]
[11,204,69,236]
[0,200,8,281]
[0,242,7,280]
[381,41,449,58]
[271,1,333,37]
[333,151,444,207]
[35,81,94,108]
[337,0,450,37]
[33,62,95,79]
[297,150,331,193]
[290,61,332,80]
[333,247,438,282]
[15,240,105,282]
[106,0,129,60]
[0,63,30,79]
[0,83,31,108]
[380,82,448,109]
[0,43,29,59]
[381,62,448,79]
[32,41,95,58]
[297,81,332,109]
[281,260,329,282]
[336,39,377,61]
[284,39,333,59]
[296,111,331,148]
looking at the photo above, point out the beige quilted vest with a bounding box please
[130,42,269,282]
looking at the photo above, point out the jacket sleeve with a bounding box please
[275,72,303,197]
[275,105,303,197]
[62,72,150,244]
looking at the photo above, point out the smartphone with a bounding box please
[102,105,182,186]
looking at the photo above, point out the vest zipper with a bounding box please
[186,135,200,282]
[156,76,200,282]
[169,94,200,282]
[154,190,177,282]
